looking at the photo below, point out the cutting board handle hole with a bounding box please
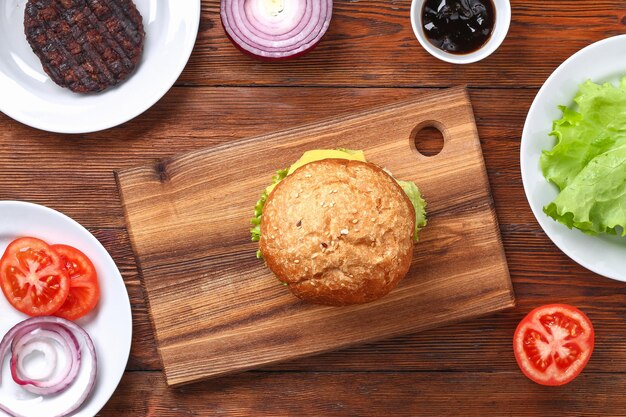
[411,124,445,157]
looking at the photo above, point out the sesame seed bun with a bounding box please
[259,159,415,306]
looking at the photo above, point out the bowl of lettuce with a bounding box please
[521,34,626,282]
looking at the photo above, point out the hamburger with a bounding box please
[251,149,427,306]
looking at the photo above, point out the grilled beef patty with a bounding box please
[24,0,145,93]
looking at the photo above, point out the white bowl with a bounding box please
[410,0,511,64]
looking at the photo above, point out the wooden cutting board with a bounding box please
[116,87,514,387]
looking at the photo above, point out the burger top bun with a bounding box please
[259,159,416,306]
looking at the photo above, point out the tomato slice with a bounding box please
[51,244,100,320]
[0,237,70,316]
[513,304,594,386]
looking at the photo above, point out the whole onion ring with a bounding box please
[0,317,97,417]
[221,0,333,60]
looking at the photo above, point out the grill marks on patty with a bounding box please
[24,0,145,93]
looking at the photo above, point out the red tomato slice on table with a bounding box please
[0,237,70,316]
[52,244,100,320]
[513,304,594,386]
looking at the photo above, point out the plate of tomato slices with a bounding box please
[0,201,131,417]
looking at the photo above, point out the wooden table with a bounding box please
[2,0,626,415]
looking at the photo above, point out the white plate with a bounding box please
[521,35,626,282]
[0,0,200,134]
[0,201,132,416]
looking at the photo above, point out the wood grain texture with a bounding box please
[96,215,626,376]
[3,88,625,378]
[178,0,626,87]
[116,88,514,386]
[0,87,529,228]
[99,371,626,417]
[2,0,626,411]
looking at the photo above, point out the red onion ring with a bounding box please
[11,329,80,394]
[15,337,58,382]
[221,0,333,60]
[0,317,97,417]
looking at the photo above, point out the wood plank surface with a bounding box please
[179,0,626,87]
[4,89,626,375]
[0,87,530,229]
[1,0,625,413]
[99,371,626,416]
[116,88,513,386]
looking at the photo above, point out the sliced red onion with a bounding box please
[0,317,97,417]
[11,329,80,395]
[221,0,333,60]
[15,339,57,382]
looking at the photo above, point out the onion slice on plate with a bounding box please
[221,0,333,60]
[0,317,97,417]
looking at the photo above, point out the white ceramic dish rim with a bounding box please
[0,200,132,416]
[0,0,201,134]
[410,0,511,64]
[520,34,626,282]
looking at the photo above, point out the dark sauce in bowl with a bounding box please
[422,0,495,55]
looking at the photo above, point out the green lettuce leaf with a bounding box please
[544,144,626,236]
[250,168,288,258]
[541,77,626,235]
[397,180,427,241]
[335,148,361,155]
